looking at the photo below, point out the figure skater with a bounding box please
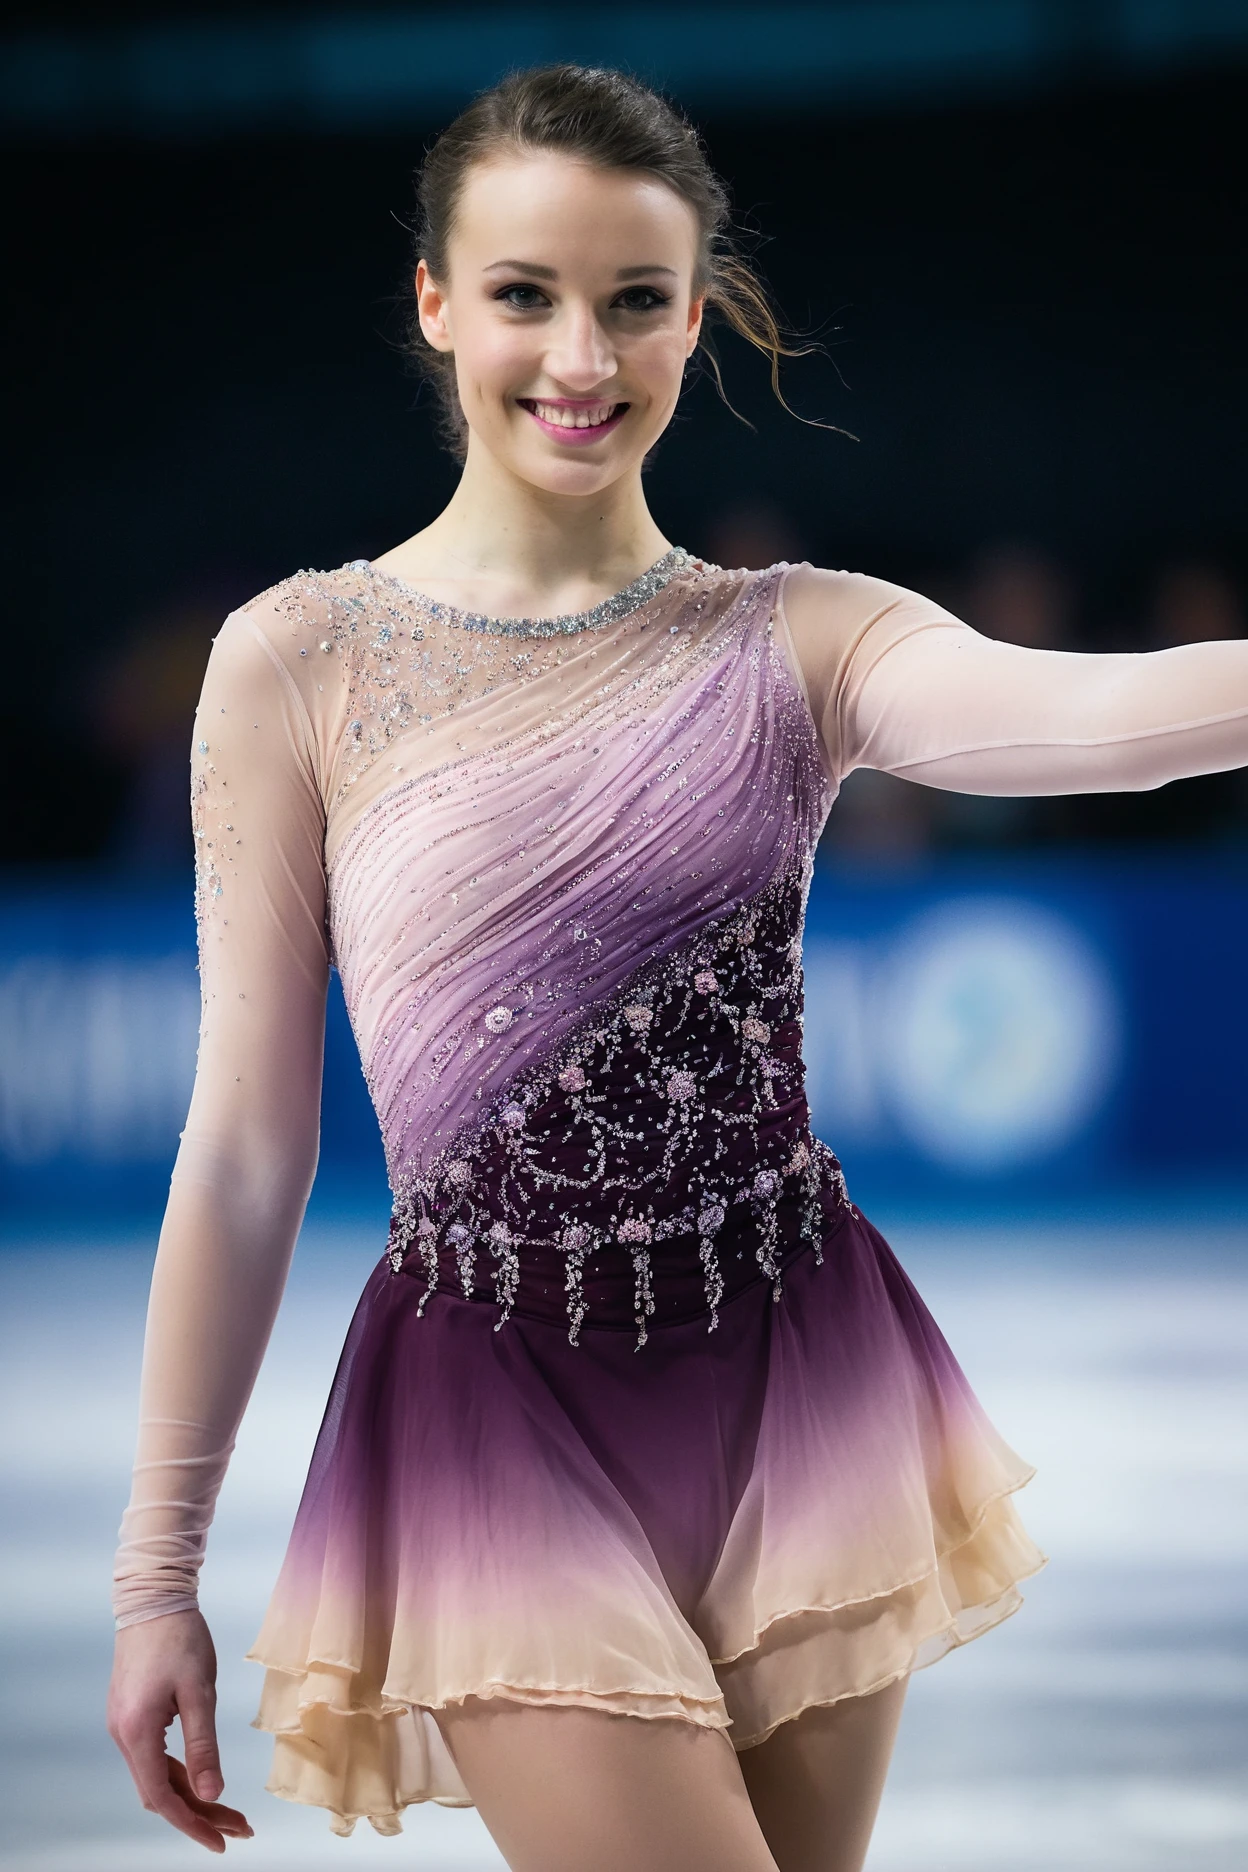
[107,64,1248,1872]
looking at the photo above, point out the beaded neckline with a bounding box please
[349,546,702,639]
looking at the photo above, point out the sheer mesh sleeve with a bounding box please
[112,607,330,1628]
[778,563,1248,794]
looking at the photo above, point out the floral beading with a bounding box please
[385,856,851,1347]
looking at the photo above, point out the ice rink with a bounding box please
[2,1213,1246,1872]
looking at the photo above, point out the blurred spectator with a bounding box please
[925,544,1078,848]
[1075,559,1248,846]
[703,499,805,572]
[1149,562,1244,647]
[960,543,1076,650]
[94,594,220,871]
[822,543,1085,863]
[819,768,940,861]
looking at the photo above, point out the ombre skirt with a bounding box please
[248,1181,1046,1836]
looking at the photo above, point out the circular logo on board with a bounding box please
[879,900,1119,1171]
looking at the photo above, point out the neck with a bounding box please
[384,435,673,612]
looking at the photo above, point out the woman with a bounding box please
[107,64,1248,1872]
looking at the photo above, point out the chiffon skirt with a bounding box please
[249,1198,1046,1836]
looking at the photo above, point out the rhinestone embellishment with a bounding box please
[360,546,697,639]
[215,548,846,1353]
[384,863,851,1347]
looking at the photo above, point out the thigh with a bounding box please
[737,1677,908,1872]
[435,1700,780,1872]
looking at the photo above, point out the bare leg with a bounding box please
[737,1677,909,1872]
[436,1700,780,1872]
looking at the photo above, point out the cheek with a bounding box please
[631,324,693,399]
[454,313,535,406]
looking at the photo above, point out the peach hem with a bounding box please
[250,1479,1044,1836]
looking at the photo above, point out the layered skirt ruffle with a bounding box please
[248,1205,1046,1835]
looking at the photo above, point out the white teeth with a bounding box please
[531,400,617,429]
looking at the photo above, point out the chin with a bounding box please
[503,444,638,498]
[525,459,628,496]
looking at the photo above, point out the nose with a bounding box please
[544,301,617,394]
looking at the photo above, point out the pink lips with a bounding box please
[519,399,629,447]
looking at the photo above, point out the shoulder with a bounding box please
[762,563,967,722]
[197,564,384,756]
[683,561,891,656]
[688,559,903,620]
[213,561,412,728]
[779,562,961,654]
[229,560,384,666]
[678,558,794,634]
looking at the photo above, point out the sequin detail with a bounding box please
[385,859,850,1346]
[215,551,845,1350]
[361,547,697,638]
[238,550,717,814]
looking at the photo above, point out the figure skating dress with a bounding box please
[114,550,1248,1835]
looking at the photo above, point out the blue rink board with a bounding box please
[1,852,1246,1217]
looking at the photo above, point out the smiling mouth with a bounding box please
[518,398,629,436]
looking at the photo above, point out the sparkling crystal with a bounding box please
[216,547,852,1351]
[363,547,696,639]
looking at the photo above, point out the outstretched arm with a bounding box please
[108,608,330,1850]
[779,563,1248,793]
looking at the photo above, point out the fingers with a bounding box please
[178,1674,224,1804]
[168,1757,253,1838]
[127,1725,243,1852]
[109,1712,252,1851]
[107,1615,252,1850]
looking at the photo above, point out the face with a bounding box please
[416,151,704,494]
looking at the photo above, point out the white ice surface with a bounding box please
[1,1216,1245,1871]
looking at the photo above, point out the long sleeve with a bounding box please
[778,563,1248,794]
[112,609,331,1628]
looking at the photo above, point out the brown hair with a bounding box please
[406,63,825,460]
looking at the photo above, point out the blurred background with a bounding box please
[2,3,1246,1869]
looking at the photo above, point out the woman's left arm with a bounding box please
[779,563,1248,794]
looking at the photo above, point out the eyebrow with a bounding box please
[483,261,679,280]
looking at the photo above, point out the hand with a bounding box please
[107,1608,253,1853]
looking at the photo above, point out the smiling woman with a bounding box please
[404,64,816,475]
[105,59,1248,1872]
[417,154,698,485]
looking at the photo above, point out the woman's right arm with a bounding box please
[107,607,331,1851]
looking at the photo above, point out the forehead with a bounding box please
[449,150,699,271]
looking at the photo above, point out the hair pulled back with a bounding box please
[408,63,819,459]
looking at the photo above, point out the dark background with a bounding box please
[4,6,1247,871]
[2,21,1247,1869]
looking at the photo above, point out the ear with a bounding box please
[685,293,705,357]
[415,258,454,354]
